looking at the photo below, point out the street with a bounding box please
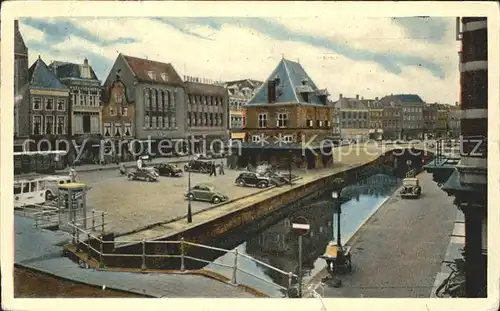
[310,172,457,298]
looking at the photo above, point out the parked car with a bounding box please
[399,177,421,198]
[235,172,274,188]
[185,183,228,204]
[184,160,211,173]
[154,163,183,177]
[143,166,160,178]
[127,169,158,182]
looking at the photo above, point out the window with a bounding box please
[325,120,330,128]
[124,123,132,136]
[80,94,85,105]
[57,99,65,111]
[104,123,111,137]
[32,116,42,135]
[316,120,323,127]
[283,135,293,143]
[121,107,128,117]
[82,115,91,133]
[109,107,116,116]
[91,115,100,133]
[252,135,262,143]
[57,116,65,134]
[45,98,54,110]
[45,116,54,134]
[144,115,150,128]
[158,115,163,128]
[307,119,313,128]
[277,113,288,128]
[161,73,167,81]
[32,97,41,110]
[114,123,122,137]
[258,113,268,128]
[147,71,155,80]
[170,116,176,128]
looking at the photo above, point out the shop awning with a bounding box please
[231,133,246,139]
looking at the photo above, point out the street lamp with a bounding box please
[187,133,193,223]
[288,150,293,187]
[331,190,342,247]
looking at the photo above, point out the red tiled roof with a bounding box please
[121,54,183,86]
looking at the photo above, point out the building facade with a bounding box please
[448,104,461,138]
[225,79,262,133]
[423,103,438,139]
[237,58,333,170]
[367,98,383,140]
[14,20,29,139]
[185,79,229,153]
[379,97,402,140]
[334,94,370,141]
[380,94,424,139]
[103,54,186,154]
[436,104,450,137]
[101,75,136,162]
[26,56,70,147]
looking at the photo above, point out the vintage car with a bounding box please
[127,169,158,182]
[184,160,211,173]
[185,183,228,204]
[399,177,422,198]
[154,163,183,177]
[235,172,273,188]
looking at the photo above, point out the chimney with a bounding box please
[267,79,276,103]
[339,93,343,99]
[356,94,359,100]
[375,97,379,101]
[84,58,89,65]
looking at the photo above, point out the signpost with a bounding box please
[292,216,310,298]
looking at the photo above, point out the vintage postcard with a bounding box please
[1,1,499,311]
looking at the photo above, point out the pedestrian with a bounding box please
[69,166,77,183]
[136,156,143,172]
[218,161,225,175]
[210,162,217,177]
[119,162,127,176]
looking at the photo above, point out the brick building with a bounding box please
[103,54,185,155]
[448,103,461,138]
[378,97,403,140]
[333,94,370,141]
[185,78,229,153]
[225,79,262,133]
[423,103,437,139]
[366,98,383,140]
[236,58,334,169]
[436,104,450,137]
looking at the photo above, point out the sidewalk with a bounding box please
[429,210,465,297]
[14,215,255,298]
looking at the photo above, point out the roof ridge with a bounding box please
[282,59,300,103]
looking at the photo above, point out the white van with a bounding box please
[14,176,49,208]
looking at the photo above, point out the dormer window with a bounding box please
[148,71,156,80]
[161,73,167,81]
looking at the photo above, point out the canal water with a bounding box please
[202,172,402,297]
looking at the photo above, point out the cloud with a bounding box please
[18,17,459,104]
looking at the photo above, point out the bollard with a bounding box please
[101,212,105,232]
[180,238,185,271]
[141,239,146,271]
[288,272,293,295]
[231,249,238,284]
[92,209,96,231]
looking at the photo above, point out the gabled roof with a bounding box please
[247,58,328,106]
[185,81,227,96]
[121,54,183,86]
[28,56,69,91]
[50,61,100,81]
[333,97,369,110]
[226,79,263,89]
[14,20,28,56]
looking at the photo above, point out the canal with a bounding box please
[198,170,403,297]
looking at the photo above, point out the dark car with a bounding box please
[184,160,211,173]
[154,163,183,177]
[235,172,275,188]
[127,169,158,182]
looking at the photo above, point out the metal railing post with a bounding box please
[231,249,238,284]
[288,272,293,296]
[101,212,105,232]
[87,232,92,262]
[180,238,185,271]
[76,225,80,251]
[141,239,146,271]
[71,220,76,244]
[99,239,104,268]
[92,209,96,231]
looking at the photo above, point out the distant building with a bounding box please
[185,79,229,153]
[379,94,424,140]
[378,97,402,140]
[236,57,334,169]
[225,79,262,136]
[423,103,438,139]
[103,54,186,154]
[436,103,450,137]
[366,97,383,140]
[14,20,29,140]
[333,94,370,141]
[26,56,70,148]
[448,103,461,138]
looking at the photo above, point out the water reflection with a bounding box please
[206,173,402,294]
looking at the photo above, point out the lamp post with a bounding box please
[187,133,193,223]
[331,190,342,247]
[288,150,292,187]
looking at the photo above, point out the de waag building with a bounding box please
[233,57,334,170]
[424,17,488,298]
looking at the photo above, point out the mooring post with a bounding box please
[180,237,185,271]
[231,249,238,284]
[141,239,146,271]
[92,209,96,231]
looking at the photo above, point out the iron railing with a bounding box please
[67,222,299,296]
